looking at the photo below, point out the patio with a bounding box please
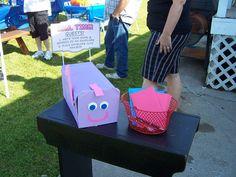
[91,55,236,177]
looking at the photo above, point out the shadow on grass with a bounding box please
[2,43,23,55]
[0,31,150,177]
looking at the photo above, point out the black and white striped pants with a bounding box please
[142,31,190,83]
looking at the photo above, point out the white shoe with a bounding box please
[32,51,44,59]
[105,73,122,79]
[96,63,113,70]
[44,51,52,60]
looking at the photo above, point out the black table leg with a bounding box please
[58,147,93,177]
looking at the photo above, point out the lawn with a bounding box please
[0,1,150,176]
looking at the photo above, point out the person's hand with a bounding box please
[111,14,120,21]
[156,33,172,55]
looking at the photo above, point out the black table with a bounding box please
[37,99,200,177]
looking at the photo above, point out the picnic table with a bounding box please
[1,29,30,55]
[37,99,200,177]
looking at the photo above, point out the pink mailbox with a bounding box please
[62,62,120,128]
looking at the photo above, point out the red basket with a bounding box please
[121,92,177,135]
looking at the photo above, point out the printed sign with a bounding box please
[51,19,100,52]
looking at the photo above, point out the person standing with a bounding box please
[96,0,142,79]
[141,0,192,108]
[24,0,53,60]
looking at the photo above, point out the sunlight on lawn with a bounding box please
[1,29,147,107]
[0,1,149,176]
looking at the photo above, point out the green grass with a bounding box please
[0,1,149,176]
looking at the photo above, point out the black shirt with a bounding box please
[147,0,192,34]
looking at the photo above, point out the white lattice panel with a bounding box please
[206,34,236,91]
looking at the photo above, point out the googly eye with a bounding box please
[88,102,97,111]
[100,101,109,110]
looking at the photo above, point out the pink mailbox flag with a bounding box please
[62,62,120,128]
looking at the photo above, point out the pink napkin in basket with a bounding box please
[130,86,172,112]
